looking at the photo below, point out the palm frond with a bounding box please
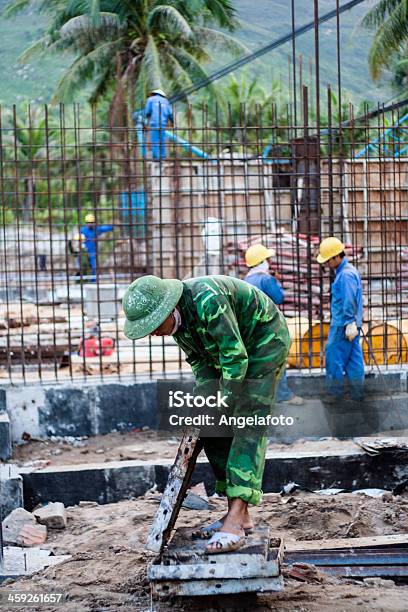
[18,36,50,63]
[170,47,219,101]
[201,0,238,30]
[147,5,193,39]
[362,0,402,28]
[142,34,164,90]
[195,26,248,55]
[88,65,114,103]
[52,39,119,102]
[368,1,408,78]
[395,57,408,70]
[89,0,101,26]
[160,52,194,95]
[182,0,238,30]
[59,12,122,47]
[3,0,32,18]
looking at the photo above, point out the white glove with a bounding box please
[345,322,358,341]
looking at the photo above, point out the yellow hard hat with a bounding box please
[245,243,275,267]
[85,213,95,223]
[316,237,345,264]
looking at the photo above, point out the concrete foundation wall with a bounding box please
[20,445,408,511]
[1,369,407,444]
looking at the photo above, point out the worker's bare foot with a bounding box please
[193,498,253,540]
[206,499,250,551]
[219,512,253,532]
[219,498,253,536]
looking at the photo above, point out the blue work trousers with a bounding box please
[150,127,167,160]
[276,371,294,402]
[325,326,365,401]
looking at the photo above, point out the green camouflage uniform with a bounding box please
[174,275,291,505]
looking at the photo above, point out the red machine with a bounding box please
[78,336,115,357]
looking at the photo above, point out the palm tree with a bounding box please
[362,0,408,80]
[4,0,245,108]
[1,105,62,222]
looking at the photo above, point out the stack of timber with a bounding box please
[398,246,408,305]
[238,233,362,319]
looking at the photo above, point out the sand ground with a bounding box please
[3,489,408,611]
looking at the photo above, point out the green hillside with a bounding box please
[234,0,393,105]
[0,0,393,108]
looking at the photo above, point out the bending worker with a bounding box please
[80,213,113,281]
[317,237,364,402]
[123,274,291,554]
[244,243,303,406]
[143,89,174,160]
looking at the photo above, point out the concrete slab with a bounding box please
[0,389,7,413]
[95,382,157,434]
[0,546,70,582]
[0,464,23,517]
[6,386,44,443]
[0,412,11,460]
[21,460,155,510]
[41,387,96,437]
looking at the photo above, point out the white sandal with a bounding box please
[192,520,254,540]
[206,531,246,554]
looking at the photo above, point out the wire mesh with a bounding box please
[0,87,407,384]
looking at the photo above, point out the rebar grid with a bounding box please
[0,86,407,383]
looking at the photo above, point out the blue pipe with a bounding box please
[355,112,408,158]
[164,129,213,160]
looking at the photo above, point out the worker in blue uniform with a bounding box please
[317,237,364,402]
[244,243,304,406]
[80,213,114,281]
[144,89,174,160]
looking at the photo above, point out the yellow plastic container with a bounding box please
[362,319,408,365]
[286,317,330,369]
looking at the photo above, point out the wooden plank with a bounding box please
[285,533,408,552]
[152,575,284,597]
[148,558,279,581]
[145,428,201,554]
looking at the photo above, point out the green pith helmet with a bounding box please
[122,275,183,340]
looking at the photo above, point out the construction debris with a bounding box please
[0,546,71,581]
[181,492,210,511]
[354,437,408,455]
[149,527,284,597]
[16,523,47,547]
[33,502,67,529]
[2,508,37,545]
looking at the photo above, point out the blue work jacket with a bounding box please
[330,258,363,328]
[244,272,285,305]
[144,95,173,128]
[80,225,113,256]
